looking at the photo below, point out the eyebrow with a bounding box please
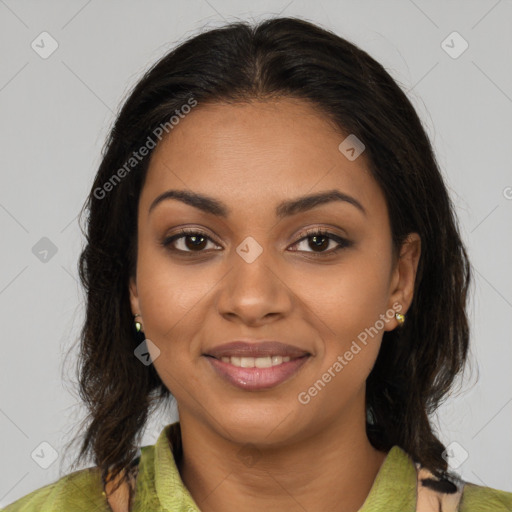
[148,189,367,218]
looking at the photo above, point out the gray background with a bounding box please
[1,0,511,506]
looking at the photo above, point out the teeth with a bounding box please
[255,357,272,368]
[219,355,292,367]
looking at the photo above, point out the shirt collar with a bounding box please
[358,444,417,510]
[149,422,417,511]
[152,422,199,511]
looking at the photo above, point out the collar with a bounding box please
[146,422,417,511]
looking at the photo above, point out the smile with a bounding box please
[219,355,293,367]
[204,354,310,390]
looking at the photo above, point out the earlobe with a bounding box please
[403,233,422,294]
[385,233,421,330]
[398,232,421,306]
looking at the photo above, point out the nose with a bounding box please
[216,240,294,326]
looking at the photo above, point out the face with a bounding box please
[129,98,420,446]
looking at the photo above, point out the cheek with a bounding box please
[136,246,215,336]
[302,247,392,372]
[134,252,208,394]
[136,249,207,395]
[310,250,391,325]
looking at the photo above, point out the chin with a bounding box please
[210,402,302,446]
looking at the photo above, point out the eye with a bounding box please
[161,227,352,256]
[289,228,352,255]
[161,228,221,253]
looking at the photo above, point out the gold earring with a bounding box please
[134,314,143,333]
[395,312,405,327]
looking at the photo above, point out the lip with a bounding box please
[205,354,311,390]
[203,340,311,391]
[204,340,310,359]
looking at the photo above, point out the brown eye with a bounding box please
[290,229,353,255]
[307,234,331,252]
[182,234,208,251]
[162,229,221,253]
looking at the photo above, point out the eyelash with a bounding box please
[161,228,352,257]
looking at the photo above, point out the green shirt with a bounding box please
[2,422,511,511]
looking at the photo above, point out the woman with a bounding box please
[3,16,511,512]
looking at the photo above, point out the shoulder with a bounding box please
[1,444,157,512]
[0,480,56,512]
[459,482,512,511]
[415,460,512,512]
[0,466,107,511]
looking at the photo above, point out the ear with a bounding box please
[129,274,141,319]
[384,233,421,331]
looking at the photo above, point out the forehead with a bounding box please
[140,98,385,220]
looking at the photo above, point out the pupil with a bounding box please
[310,235,328,251]
[186,235,207,250]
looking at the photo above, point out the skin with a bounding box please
[129,98,421,512]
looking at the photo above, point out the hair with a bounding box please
[64,16,472,494]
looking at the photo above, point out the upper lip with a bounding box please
[204,341,310,359]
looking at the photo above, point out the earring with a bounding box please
[395,312,405,327]
[134,314,143,333]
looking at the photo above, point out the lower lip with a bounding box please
[204,355,310,391]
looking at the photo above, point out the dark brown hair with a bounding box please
[63,16,472,494]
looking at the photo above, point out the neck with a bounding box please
[176,403,388,512]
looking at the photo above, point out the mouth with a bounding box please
[203,340,312,391]
[211,354,301,367]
